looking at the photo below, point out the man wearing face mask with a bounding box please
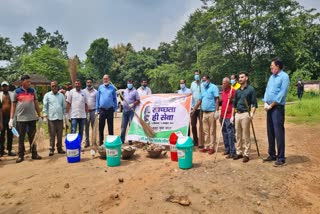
[96,75,118,146]
[190,70,202,147]
[83,78,97,148]
[120,79,140,144]
[178,79,191,94]
[192,75,220,155]
[137,78,152,97]
[263,58,290,167]
[230,74,241,90]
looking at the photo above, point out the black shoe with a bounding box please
[57,149,66,154]
[243,156,250,163]
[16,157,24,163]
[84,145,90,148]
[32,154,42,160]
[273,160,286,167]
[233,154,243,160]
[8,151,17,156]
[226,154,236,159]
[128,141,133,145]
[198,145,204,149]
[263,156,277,162]
[49,151,54,156]
[223,151,230,155]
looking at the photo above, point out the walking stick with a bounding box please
[214,88,233,163]
[244,99,260,157]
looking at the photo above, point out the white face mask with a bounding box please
[180,84,185,89]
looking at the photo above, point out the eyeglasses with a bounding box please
[51,85,57,88]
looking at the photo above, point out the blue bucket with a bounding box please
[65,134,81,163]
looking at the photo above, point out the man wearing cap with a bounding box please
[9,75,42,163]
[43,80,66,156]
[0,81,16,157]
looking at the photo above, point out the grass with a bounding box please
[286,93,320,124]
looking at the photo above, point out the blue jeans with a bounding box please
[220,118,235,155]
[71,118,86,143]
[121,111,134,143]
[85,111,96,146]
[267,105,285,162]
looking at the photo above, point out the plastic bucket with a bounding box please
[176,136,194,169]
[105,135,122,167]
[65,134,81,163]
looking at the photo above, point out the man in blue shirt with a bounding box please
[192,75,220,154]
[178,79,191,94]
[120,79,140,144]
[263,58,290,167]
[96,75,118,146]
[190,70,202,147]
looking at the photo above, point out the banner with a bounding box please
[127,94,192,145]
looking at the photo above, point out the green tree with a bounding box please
[20,45,68,83]
[86,38,113,77]
[0,36,14,61]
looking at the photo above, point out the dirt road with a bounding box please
[0,110,319,214]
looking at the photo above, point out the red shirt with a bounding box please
[221,87,236,119]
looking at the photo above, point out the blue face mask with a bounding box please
[194,75,200,81]
[180,84,185,89]
[231,79,236,85]
[202,81,209,88]
[127,83,133,89]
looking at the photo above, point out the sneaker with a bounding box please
[243,156,250,163]
[233,154,243,160]
[49,151,54,156]
[32,154,42,160]
[16,157,24,163]
[199,148,208,153]
[263,156,276,162]
[208,148,215,155]
[273,160,286,167]
[8,151,17,156]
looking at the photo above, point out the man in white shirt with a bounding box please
[137,78,152,96]
[66,80,88,144]
[83,78,97,148]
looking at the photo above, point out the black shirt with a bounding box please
[233,84,258,112]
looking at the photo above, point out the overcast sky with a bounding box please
[1,0,319,60]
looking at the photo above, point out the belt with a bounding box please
[88,109,96,112]
[237,110,248,114]
[99,107,113,111]
[202,111,213,113]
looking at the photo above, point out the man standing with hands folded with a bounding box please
[192,75,220,155]
[263,58,290,167]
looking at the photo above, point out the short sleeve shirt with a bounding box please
[66,88,87,118]
[200,83,219,112]
[13,87,38,122]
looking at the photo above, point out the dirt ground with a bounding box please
[0,109,319,214]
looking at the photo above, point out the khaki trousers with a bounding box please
[202,111,216,149]
[235,112,251,157]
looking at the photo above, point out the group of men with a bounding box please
[177,58,289,166]
[0,57,289,166]
[0,74,152,163]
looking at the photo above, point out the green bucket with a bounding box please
[176,136,194,169]
[104,135,122,167]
